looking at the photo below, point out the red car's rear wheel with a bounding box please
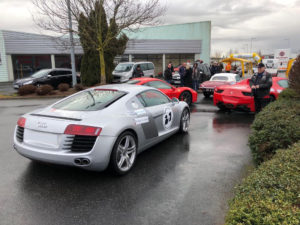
[179,91,192,105]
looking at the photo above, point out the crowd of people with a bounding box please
[164,60,226,91]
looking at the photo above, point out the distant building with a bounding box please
[0,21,211,82]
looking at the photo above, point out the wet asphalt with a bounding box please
[0,95,254,225]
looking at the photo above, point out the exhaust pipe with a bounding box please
[74,158,90,166]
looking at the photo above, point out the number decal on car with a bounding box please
[163,107,173,130]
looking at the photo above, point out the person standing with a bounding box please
[164,63,173,84]
[249,63,273,113]
[184,64,193,88]
[179,62,186,86]
[192,63,199,91]
[225,63,231,73]
[132,65,144,78]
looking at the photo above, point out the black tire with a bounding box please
[270,95,276,102]
[179,91,192,105]
[109,131,137,175]
[203,92,211,98]
[179,108,190,133]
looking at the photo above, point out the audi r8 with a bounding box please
[13,84,190,175]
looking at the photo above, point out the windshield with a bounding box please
[31,69,51,78]
[277,79,289,88]
[52,89,126,111]
[127,80,141,84]
[114,63,133,72]
[211,76,228,81]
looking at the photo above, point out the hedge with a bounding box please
[225,142,300,225]
[248,99,300,164]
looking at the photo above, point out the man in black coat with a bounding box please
[132,65,144,78]
[164,63,173,83]
[249,63,273,113]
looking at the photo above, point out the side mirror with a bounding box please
[172,97,179,103]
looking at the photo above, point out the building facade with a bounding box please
[0,21,211,82]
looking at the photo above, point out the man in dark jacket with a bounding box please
[132,65,144,78]
[249,63,273,113]
[178,62,186,86]
[164,63,173,83]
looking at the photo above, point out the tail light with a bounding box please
[242,92,252,96]
[215,89,224,93]
[17,117,26,128]
[64,124,102,136]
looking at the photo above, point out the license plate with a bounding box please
[206,88,213,92]
[24,129,60,149]
[14,85,19,88]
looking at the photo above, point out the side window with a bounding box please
[144,81,172,90]
[147,63,154,70]
[141,63,148,71]
[137,90,170,107]
[235,75,241,82]
[49,71,57,76]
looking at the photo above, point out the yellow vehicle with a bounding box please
[222,53,262,77]
[286,58,296,77]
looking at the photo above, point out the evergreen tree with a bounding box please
[78,1,128,86]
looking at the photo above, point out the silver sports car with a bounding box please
[13,84,190,174]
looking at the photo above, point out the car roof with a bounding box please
[118,62,153,65]
[131,77,163,83]
[212,73,237,77]
[90,83,155,93]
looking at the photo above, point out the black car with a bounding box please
[13,68,80,89]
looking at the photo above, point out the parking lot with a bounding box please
[0,96,254,225]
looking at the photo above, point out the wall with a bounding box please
[123,21,211,63]
[0,31,9,82]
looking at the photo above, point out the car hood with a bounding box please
[15,77,35,84]
[201,81,230,87]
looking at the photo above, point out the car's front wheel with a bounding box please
[109,131,137,175]
[179,91,192,105]
[179,108,190,133]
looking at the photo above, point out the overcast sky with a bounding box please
[0,0,299,56]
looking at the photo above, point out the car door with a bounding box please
[136,90,178,136]
[48,70,59,87]
[143,80,176,99]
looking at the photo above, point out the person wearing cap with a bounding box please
[249,63,273,113]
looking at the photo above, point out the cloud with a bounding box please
[0,0,299,55]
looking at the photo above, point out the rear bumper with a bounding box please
[213,94,255,112]
[13,127,117,171]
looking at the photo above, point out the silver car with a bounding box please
[13,84,190,175]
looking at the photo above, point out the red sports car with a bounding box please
[127,77,198,105]
[213,77,288,112]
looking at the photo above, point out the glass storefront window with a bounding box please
[12,55,51,80]
[55,55,81,72]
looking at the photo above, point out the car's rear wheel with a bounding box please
[179,91,192,105]
[179,108,190,133]
[109,131,137,175]
[203,92,211,98]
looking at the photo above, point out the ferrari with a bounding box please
[127,77,198,105]
[13,84,190,175]
[213,77,288,112]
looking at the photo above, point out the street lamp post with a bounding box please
[250,38,256,53]
[67,0,77,87]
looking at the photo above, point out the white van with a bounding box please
[112,62,155,83]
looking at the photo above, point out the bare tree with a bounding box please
[32,0,165,84]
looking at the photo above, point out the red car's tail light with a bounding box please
[215,89,224,93]
[64,125,102,136]
[17,117,26,128]
[242,92,252,96]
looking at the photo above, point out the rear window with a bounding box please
[277,79,289,88]
[52,89,126,111]
[211,76,228,81]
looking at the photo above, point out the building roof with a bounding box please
[2,30,83,55]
